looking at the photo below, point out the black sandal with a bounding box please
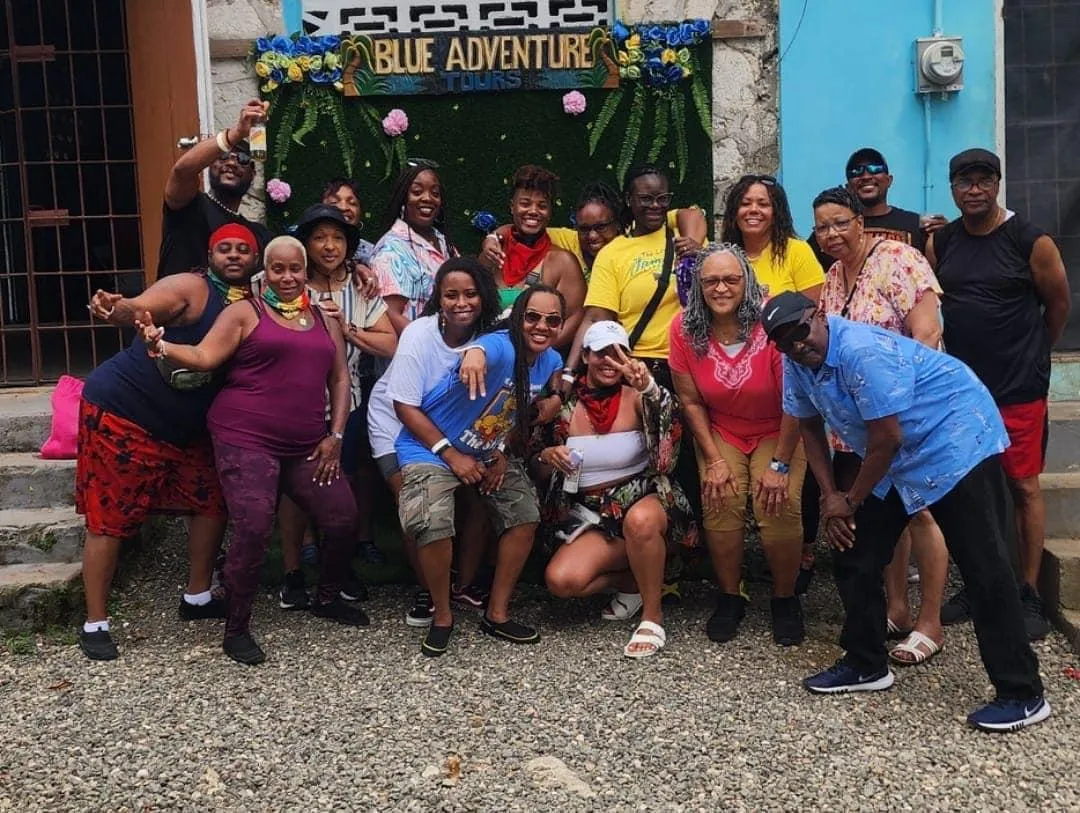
[421,623,453,658]
[480,616,540,644]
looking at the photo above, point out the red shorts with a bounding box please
[75,400,227,539]
[998,398,1048,480]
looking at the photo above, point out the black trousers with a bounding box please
[834,455,1043,700]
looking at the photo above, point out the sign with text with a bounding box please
[342,28,619,96]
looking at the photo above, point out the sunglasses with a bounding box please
[406,158,440,169]
[632,193,673,208]
[770,313,814,351]
[739,174,777,186]
[847,163,887,179]
[218,151,253,166]
[523,310,563,328]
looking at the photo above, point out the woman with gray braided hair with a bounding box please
[668,243,807,647]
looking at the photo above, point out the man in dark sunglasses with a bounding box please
[158,98,273,278]
[808,147,944,269]
[762,290,1049,732]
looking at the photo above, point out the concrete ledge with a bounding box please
[0,507,83,565]
[0,388,52,454]
[1039,472,1080,540]
[0,562,82,633]
[1054,609,1080,654]
[0,453,76,511]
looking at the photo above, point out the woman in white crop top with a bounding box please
[533,321,695,658]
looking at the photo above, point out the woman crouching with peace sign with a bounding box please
[135,235,369,666]
[537,321,694,658]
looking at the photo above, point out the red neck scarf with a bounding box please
[575,375,622,434]
[502,229,551,287]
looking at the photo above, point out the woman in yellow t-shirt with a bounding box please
[719,173,825,593]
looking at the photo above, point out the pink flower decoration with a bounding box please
[382,108,409,137]
[562,91,587,116]
[266,178,291,203]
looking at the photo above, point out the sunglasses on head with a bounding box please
[523,310,563,328]
[847,163,887,179]
[770,312,815,351]
[218,151,253,166]
[740,174,777,186]
[406,158,440,169]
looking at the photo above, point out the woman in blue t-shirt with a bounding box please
[394,285,565,658]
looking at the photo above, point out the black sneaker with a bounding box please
[178,596,227,621]
[1019,583,1051,642]
[452,583,489,610]
[771,596,805,646]
[79,629,118,661]
[706,593,747,643]
[311,597,370,626]
[357,540,387,565]
[480,616,540,644]
[940,587,971,625]
[279,570,310,611]
[795,565,815,596]
[405,589,435,627]
[340,571,369,603]
[223,632,265,665]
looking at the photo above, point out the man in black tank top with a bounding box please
[927,148,1072,641]
[76,226,261,661]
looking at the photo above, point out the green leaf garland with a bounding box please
[617,83,647,185]
[328,99,355,177]
[672,91,688,182]
[292,88,320,145]
[689,53,712,138]
[270,91,303,177]
[588,87,624,156]
[647,94,669,163]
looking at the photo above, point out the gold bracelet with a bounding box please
[706,459,727,471]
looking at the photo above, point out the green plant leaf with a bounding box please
[689,53,712,138]
[672,91,688,183]
[647,94,669,163]
[587,87,625,155]
[617,83,647,186]
[328,97,355,177]
[291,88,320,145]
[270,90,303,177]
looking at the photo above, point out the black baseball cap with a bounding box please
[293,204,361,258]
[846,148,888,175]
[949,148,1001,180]
[761,291,817,338]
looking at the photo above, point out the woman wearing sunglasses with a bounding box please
[720,173,825,591]
[812,185,948,666]
[370,160,458,337]
[395,285,565,657]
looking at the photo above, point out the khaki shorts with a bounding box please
[696,431,805,539]
[398,459,540,547]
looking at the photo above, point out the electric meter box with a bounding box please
[915,36,965,94]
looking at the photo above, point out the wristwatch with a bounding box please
[844,494,861,512]
[768,458,790,475]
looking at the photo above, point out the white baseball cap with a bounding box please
[582,320,630,352]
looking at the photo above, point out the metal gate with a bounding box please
[0,0,142,385]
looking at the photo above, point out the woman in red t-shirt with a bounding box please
[669,244,806,647]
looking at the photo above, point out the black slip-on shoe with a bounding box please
[480,616,540,644]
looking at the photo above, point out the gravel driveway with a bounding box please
[1,537,1078,812]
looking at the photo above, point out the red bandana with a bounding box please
[575,375,622,434]
[502,229,552,287]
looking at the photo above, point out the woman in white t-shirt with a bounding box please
[367,257,502,626]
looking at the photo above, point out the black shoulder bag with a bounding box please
[627,227,675,351]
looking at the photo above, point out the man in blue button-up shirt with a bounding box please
[762,291,1047,733]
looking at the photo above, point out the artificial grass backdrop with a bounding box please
[264,67,714,245]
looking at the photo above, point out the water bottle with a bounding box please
[563,448,584,494]
[249,121,268,161]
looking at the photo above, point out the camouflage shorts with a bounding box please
[398,459,540,547]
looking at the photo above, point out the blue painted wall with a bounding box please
[778,0,999,237]
[283,0,302,34]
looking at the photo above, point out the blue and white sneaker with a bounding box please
[967,696,1051,732]
[803,661,895,694]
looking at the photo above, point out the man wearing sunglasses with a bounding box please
[809,148,944,270]
[927,148,1072,641]
[762,290,1048,732]
[157,99,273,278]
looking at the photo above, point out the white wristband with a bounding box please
[430,438,451,456]
[641,377,659,398]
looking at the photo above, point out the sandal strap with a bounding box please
[633,620,666,643]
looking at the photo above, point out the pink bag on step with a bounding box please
[39,375,84,459]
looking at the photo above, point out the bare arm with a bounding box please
[774,412,800,464]
[675,206,708,244]
[672,370,722,464]
[547,249,587,349]
[152,302,252,371]
[845,415,902,508]
[905,291,943,348]
[799,283,823,306]
[924,233,938,269]
[1030,234,1072,346]
[564,305,616,373]
[346,310,397,358]
[92,273,204,327]
[383,295,412,336]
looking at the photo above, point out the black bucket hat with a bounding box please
[292,204,361,259]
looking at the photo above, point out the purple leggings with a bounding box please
[213,438,359,638]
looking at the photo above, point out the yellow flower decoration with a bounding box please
[333,80,344,92]
[662,48,677,64]
[626,34,641,49]
[262,79,279,92]
[254,61,270,78]
[310,55,323,71]
[324,52,340,69]
[297,55,312,71]
[617,50,629,66]
[286,62,303,82]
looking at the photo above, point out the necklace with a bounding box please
[206,192,239,215]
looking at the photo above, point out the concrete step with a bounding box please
[1039,538,1080,611]
[0,452,76,511]
[0,562,82,633]
[1055,609,1080,654]
[0,507,83,565]
[1047,401,1080,474]
[1040,472,1080,540]
[0,387,53,454]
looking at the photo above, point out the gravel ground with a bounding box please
[1,532,1079,812]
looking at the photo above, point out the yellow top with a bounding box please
[584,225,682,359]
[749,237,825,296]
[548,210,686,272]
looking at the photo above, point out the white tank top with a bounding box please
[567,430,649,489]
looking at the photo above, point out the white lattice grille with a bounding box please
[301,1,614,35]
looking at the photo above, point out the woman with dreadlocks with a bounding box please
[669,244,807,648]
[394,284,565,658]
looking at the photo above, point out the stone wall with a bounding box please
[202,0,780,223]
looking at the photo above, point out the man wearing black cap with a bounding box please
[927,147,1071,640]
[761,290,1049,732]
[157,99,274,278]
[808,147,944,270]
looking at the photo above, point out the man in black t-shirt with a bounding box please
[928,147,1072,641]
[157,99,274,278]
[809,148,942,269]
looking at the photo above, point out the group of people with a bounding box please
[74,99,1070,733]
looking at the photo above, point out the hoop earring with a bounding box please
[400,205,406,219]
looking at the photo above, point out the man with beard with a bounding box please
[809,148,944,269]
[927,148,1072,640]
[762,290,1049,732]
[78,225,261,660]
[157,99,273,277]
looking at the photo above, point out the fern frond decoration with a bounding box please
[356,102,392,166]
[616,83,647,185]
[270,89,303,177]
[647,94,669,163]
[588,87,625,155]
[327,97,354,177]
[672,91,688,183]
[689,53,712,138]
[291,87,320,145]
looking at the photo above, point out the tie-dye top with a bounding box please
[369,218,454,322]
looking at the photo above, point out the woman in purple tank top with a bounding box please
[136,235,368,665]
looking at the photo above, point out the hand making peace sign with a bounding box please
[609,345,653,392]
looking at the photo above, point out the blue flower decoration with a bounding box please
[691,18,711,36]
[643,25,665,43]
[255,37,273,53]
[269,34,293,54]
[665,26,682,47]
[270,67,285,83]
[319,35,341,50]
[294,35,316,54]
[471,211,497,233]
[612,20,630,46]
[678,22,696,44]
